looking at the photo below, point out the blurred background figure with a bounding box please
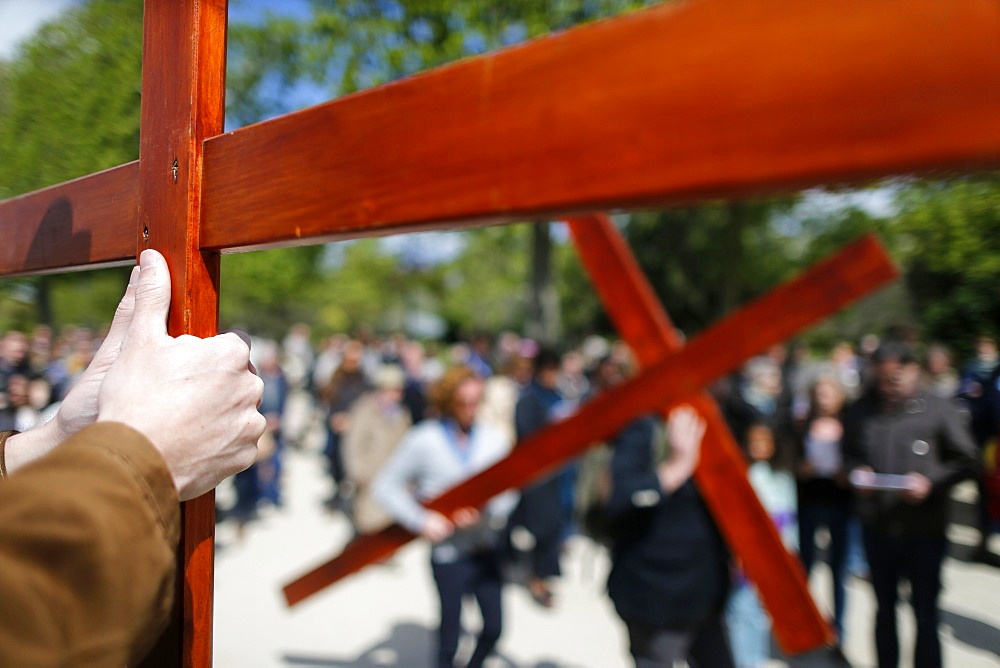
[726,419,798,668]
[0,331,32,396]
[829,342,863,402]
[319,339,371,513]
[341,364,412,535]
[281,323,315,391]
[959,334,1000,565]
[398,339,429,424]
[228,338,288,536]
[971,355,1000,565]
[845,341,979,668]
[373,366,517,668]
[605,407,734,668]
[0,374,41,432]
[465,331,495,379]
[507,348,575,608]
[959,335,999,404]
[921,342,959,399]
[724,355,794,457]
[256,339,289,509]
[477,354,530,449]
[795,372,854,658]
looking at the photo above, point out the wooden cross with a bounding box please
[1,0,998,665]
[282,223,897,647]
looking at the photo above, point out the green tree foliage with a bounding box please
[0,0,142,331]
[0,0,143,198]
[229,0,655,115]
[890,175,1000,357]
[0,0,326,335]
[623,201,798,336]
[435,225,532,336]
[220,246,327,336]
[554,225,611,343]
[782,194,914,350]
[313,239,409,333]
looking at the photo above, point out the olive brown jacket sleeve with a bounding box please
[0,423,180,666]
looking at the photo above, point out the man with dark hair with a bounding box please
[844,341,979,668]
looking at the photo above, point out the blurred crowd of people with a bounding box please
[3,318,998,667]
[228,323,997,666]
[0,325,104,432]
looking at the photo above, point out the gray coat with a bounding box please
[843,389,979,537]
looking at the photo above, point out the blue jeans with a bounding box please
[431,549,504,668]
[798,501,850,641]
[846,515,869,576]
[726,582,770,667]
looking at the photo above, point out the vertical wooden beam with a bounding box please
[137,1,228,664]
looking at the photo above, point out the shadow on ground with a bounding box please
[279,622,564,667]
[942,609,1000,661]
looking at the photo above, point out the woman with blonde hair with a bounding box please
[374,365,517,668]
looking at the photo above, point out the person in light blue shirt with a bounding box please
[373,365,517,668]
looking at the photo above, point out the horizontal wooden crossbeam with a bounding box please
[282,234,897,609]
[198,0,1000,252]
[2,0,997,276]
[0,163,138,277]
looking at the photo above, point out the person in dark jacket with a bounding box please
[844,341,979,668]
[507,348,574,607]
[605,407,734,668]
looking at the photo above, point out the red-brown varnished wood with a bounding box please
[200,0,1000,253]
[2,0,998,274]
[136,1,228,665]
[282,235,898,609]
[566,214,832,653]
[0,1,988,663]
[0,162,138,276]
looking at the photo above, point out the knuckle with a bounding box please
[238,442,260,472]
[213,332,251,363]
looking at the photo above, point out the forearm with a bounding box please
[0,422,180,665]
[657,455,698,494]
[371,445,428,533]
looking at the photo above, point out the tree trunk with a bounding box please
[526,222,561,345]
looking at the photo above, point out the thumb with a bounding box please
[83,265,140,369]
[101,265,140,349]
[128,249,172,341]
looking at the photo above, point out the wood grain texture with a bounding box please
[567,214,831,654]
[201,0,1000,253]
[0,163,138,276]
[135,1,228,665]
[283,235,898,608]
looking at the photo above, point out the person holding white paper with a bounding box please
[843,341,978,668]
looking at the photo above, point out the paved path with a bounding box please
[213,442,1000,667]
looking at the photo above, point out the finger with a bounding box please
[128,249,172,342]
[222,329,251,349]
[213,332,255,374]
[221,329,257,373]
[89,266,140,364]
